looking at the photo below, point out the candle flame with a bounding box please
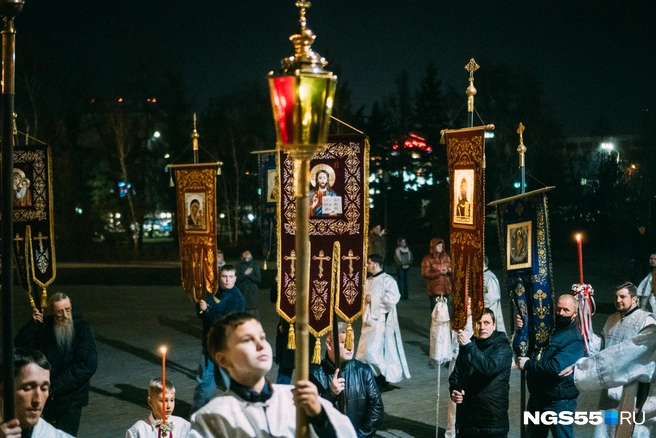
[575,233,581,242]
[160,346,167,354]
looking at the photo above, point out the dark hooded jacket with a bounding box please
[310,355,384,438]
[449,330,512,431]
[421,237,452,296]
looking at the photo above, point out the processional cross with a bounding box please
[312,250,331,278]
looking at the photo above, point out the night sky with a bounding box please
[17,0,655,137]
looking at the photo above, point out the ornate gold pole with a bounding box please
[1,0,24,421]
[516,121,527,438]
[268,2,337,436]
[465,58,479,128]
[294,158,310,437]
[192,113,199,164]
[517,123,527,194]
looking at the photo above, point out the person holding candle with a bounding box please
[190,312,357,437]
[125,378,190,438]
[190,264,245,414]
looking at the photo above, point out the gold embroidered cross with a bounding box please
[312,250,331,278]
[533,289,549,319]
[14,233,24,253]
[284,250,297,277]
[32,232,49,252]
[341,250,360,277]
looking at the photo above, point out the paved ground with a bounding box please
[2,253,624,437]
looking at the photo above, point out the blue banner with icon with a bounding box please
[494,188,555,356]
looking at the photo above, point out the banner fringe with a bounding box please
[345,322,354,351]
[287,322,296,350]
[312,337,322,364]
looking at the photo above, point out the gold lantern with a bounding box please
[268,2,337,437]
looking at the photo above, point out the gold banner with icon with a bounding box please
[173,163,220,302]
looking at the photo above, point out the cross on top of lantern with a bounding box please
[268,0,338,160]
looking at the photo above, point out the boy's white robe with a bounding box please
[189,384,356,437]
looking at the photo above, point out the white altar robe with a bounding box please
[189,384,356,437]
[574,324,656,438]
[356,272,411,383]
[29,419,73,438]
[594,309,656,437]
[637,272,655,311]
[484,268,506,333]
[126,413,191,438]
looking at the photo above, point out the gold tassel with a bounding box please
[263,260,268,270]
[287,322,296,350]
[345,322,354,351]
[312,337,322,364]
[28,294,36,311]
[40,288,48,309]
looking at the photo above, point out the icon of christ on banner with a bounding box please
[309,164,342,217]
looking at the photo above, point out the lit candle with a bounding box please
[576,234,583,284]
[161,346,167,424]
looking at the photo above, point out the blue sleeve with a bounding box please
[527,338,584,376]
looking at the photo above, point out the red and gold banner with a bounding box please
[0,145,56,309]
[173,163,220,302]
[445,127,487,330]
[277,134,369,352]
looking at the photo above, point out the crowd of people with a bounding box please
[2,241,656,437]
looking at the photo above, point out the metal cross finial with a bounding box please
[517,122,527,155]
[465,58,480,82]
[295,0,312,29]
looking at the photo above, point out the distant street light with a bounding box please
[600,142,620,163]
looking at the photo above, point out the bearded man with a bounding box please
[15,293,98,436]
[309,169,338,216]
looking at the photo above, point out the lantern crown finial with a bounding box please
[277,0,329,75]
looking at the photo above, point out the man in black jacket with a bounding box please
[310,322,384,438]
[518,294,585,438]
[15,293,98,436]
[449,308,512,438]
